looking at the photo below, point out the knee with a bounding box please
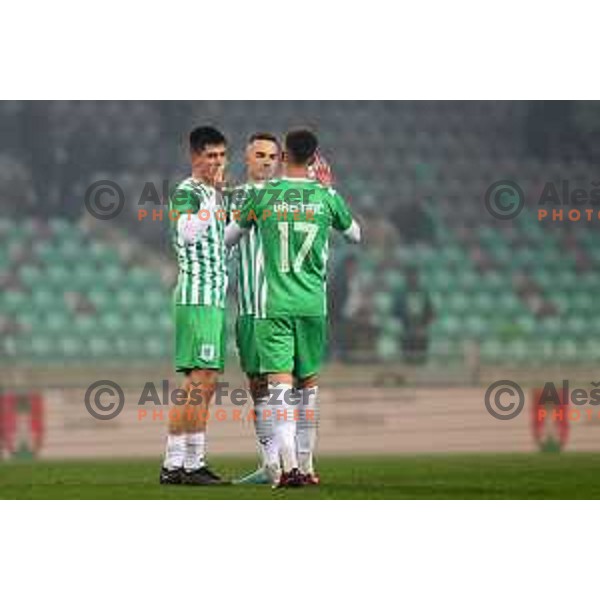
[297,375,318,389]
[250,375,269,399]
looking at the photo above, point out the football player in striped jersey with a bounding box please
[160,126,229,485]
[230,132,282,485]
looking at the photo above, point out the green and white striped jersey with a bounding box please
[169,177,227,307]
[229,183,261,316]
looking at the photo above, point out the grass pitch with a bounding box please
[2,453,600,499]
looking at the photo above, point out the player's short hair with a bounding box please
[189,126,227,154]
[285,129,318,165]
[248,132,280,149]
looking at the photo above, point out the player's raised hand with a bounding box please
[311,151,334,186]
[212,165,227,190]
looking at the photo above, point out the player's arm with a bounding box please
[342,219,361,243]
[224,221,247,248]
[225,185,258,248]
[329,188,362,244]
[171,184,211,244]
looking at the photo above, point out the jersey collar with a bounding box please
[281,176,313,182]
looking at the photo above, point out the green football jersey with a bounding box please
[229,184,261,316]
[238,177,354,318]
[169,177,227,307]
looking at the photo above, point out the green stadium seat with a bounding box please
[536,316,562,339]
[18,265,44,287]
[427,270,454,292]
[46,265,72,289]
[554,270,578,291]
[45,312,73,333]
[89,289,116,310]
[463,315,487,337]
[436,315,461,337]
[31,289,63,312]
[103,264,125,286]
[145,290,168,311]
[479,272,505,293]
[514,314,536,335]
[57,239,85,263]
[588,317,600,336]
[100,312,125,333]
[583,340,600,360]
[571,292,596,313]
[88,336,113,359]
[505,339,529,362]
[446,293,470,315]
[383,271,405,292]
[59,336,85,359]
[30,336,54,358]
[471,292,494,315]
[72,315,98,336]
[480,339,504,364]
[496,293,522,316]
[2,290,27,314]
[556,339,579,362]
[551,292,569,314]
[71,265,98,290]
[456,270,479,291]
[156,310,173,333]
[532,269,553,290]
[373,291,393,315]
[563,316,587,337]
[145,337,168,359]
[130,313,154,333]
[88,242,120,265]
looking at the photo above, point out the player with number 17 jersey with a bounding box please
[233,176,357,377]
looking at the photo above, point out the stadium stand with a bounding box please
[2,101,600,368]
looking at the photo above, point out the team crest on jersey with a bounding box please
[199,344,215,361]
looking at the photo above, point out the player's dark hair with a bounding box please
[285,129,318,165]
[189,126,227,154]
[248,131,280,148]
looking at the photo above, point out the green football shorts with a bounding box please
[174,304,225,373]
[254,316,327,380]
[236,314,260,377]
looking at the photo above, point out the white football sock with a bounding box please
[163,433,186,470]
[254,395,279,467]
[183,431,206,471]
[297,387,319,474]
[271,382,298,472]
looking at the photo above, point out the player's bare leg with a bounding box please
[296,374,320,484]
[161,368,225,485]
[160,373,190,484]
[269,372,304,487]
[234,375,280,484]
[180,368,226,484]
